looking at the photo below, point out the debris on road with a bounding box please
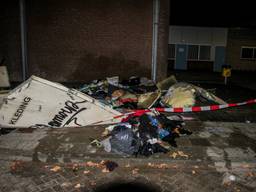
[170,152,178,159]
[10,160,25,172]
[147,163,168,169]
[222,172,236,186]
[97,111,192,157]
[85,161,102,168]
[83,170,90,174]
[245,172,254,177]
[102,160,119,172]
[61,182,72,188]
[50,165,61,172]
[161,82,226,108]
[161,83,195,107]
[132,168,139,175]
[0,75,228,129]
[73,160,120,173]
[137,91,161,109]
[0,75,238,160]
[46,160,119,175]
[89,181,97,186]
[156,75,177,91]
[80,75,225,110]
[72,164,79,172]
[177,151,189,158]
[74,183,81,189]
[169,151,189,159]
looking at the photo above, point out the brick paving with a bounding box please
[1,159,255,192]
[0,121,256,192]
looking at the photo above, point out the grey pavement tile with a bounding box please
[0,121,255,191]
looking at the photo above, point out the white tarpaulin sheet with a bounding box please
[0,76,121,128]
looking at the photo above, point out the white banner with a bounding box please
[0,76,121,128]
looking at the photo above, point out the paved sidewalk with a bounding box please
[0,121,256,192]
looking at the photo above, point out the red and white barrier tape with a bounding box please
[121,98,256,118]
[94,99,256,124]
[154,98,256,113]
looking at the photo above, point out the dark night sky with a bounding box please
[170,0,256,27]
[2,0,256,28]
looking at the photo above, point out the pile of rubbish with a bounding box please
[79,76,159,111]
[79,75,226,112]
[0,74,228,156]
[79,75,226,156]
[90,111,192,157]
[0,75,226,129]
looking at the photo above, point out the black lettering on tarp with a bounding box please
[63,108,87,126]
[48,100,87,127]
[9,97,32,125]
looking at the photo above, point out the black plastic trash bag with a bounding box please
[135,142,169,157]
[138,114,159,142]
[110,125,140,155]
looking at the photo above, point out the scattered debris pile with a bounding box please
[79,76,159,111]
[47,160,119,174]
[90,111,192,157]
[0,75,226,130]
[161,82,226,108]
[79,75,226,112]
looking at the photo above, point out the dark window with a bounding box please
[188,45,212,61]
[254,49,256,59]
[199,46,211,60]
[168,44,176,59]
[188,45,199,60]
[241,47,254,59]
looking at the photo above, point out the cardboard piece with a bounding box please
[0,66,10,88]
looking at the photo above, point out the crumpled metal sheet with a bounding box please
[138,91,161,108]
[156,75,177,91]
[161,82,226,108]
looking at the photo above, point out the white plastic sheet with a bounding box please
[0,76,121,128]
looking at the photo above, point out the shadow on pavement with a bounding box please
[93,181,160,192]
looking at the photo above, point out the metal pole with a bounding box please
[151,0,160,82]
[224,77,227,85]
[19,0,28,81]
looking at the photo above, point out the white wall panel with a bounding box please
[169,26,227,46]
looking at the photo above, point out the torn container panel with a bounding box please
[0,76,121,128]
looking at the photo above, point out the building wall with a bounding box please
[168,26,227,71]
[226,28,256,71]
[0,0,169,83]
[169,26,227,61]
[26,0,154,82]
[169,26,228,45]
[0,0,22,82]
[156,0,170,81]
